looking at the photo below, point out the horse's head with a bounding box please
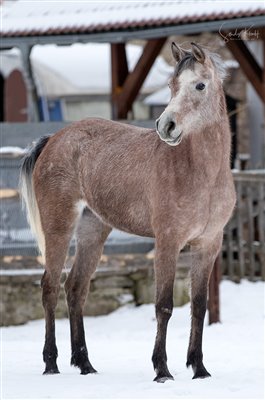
[156,42,226,146]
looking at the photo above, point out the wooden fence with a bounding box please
[223,170,265,281]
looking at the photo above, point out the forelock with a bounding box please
[174,52,195,77]
[174,49,227,81]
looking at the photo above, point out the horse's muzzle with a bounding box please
[156,113,183,146]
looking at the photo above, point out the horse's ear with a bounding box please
[190,42,205,64]
[171,42,186,63]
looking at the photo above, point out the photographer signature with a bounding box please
[219,23,259,42]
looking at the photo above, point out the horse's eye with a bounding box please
[196,82,205,91]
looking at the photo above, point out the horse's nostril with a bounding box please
[166,120,176,136]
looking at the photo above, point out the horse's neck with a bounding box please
[188,117,231,183]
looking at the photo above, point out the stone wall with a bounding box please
[0,252,191,326]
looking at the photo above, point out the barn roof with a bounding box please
[1,0,264,44]
[1,44,172,96]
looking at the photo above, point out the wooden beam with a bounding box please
[263,38,265,101]
[208,254,221,325]
[225,39,265,103]
[111,43,129,120]
[20,44,41,121]
[112,38,167,119]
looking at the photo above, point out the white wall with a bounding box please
[63,99,150,121]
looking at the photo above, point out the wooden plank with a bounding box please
[226,219,234,279]
[258,182,265,280]
[236,180,245,278]
[233,170,265,182]
[208,255,221,324]
[115,38,167,118]
[246,185,255,279]
[225,39,265,103]
[263,38,265,102]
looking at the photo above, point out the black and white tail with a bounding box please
[19,136,50,261]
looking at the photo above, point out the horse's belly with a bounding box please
[86,197,154,238]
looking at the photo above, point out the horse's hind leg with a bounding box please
[65,208,112,375]
[41,208,77,374]
[186,232,223,379]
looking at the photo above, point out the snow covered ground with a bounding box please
[1,280,264,399]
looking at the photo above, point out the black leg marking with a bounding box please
[187,234,223,380]
[152,296,174,383]
[186,291,211,379]
[70,315,97,375]
[42,272,60,375]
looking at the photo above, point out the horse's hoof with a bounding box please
[43,367,60,375]
[154,375,174,383]
[80,366,97,375]
[192,368,211,379]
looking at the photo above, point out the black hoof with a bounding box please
[43,367,60,375]
[71,349,97,375]
[154,374,174,383]
[192,368,211,380]
[186,358,211,379]
[80,365,97,375]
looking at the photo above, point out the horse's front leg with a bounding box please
[152,237,179,383]
[186,232,223,379]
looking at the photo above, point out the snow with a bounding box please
[0,146,27,155]
[1,280,264,399]
[0,269,43,276]
[2,1,264,36]
[30,43,171,96]
[1,44,171,97]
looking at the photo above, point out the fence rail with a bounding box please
[223,170,265,281]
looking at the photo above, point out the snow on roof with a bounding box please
[1,43,172,96]
[1,0,264,37]
[0,48,22,78]
[31,43,172,96]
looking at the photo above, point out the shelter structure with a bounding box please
[1,0,265,120]
[1,43,172,121]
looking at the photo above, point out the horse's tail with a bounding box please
[19,135,51,261]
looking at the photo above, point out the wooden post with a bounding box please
[208,253,221,324]
[225,38,265,103]
[111,43,129,120]
[111,38,167,119]
[20,43,41,121]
